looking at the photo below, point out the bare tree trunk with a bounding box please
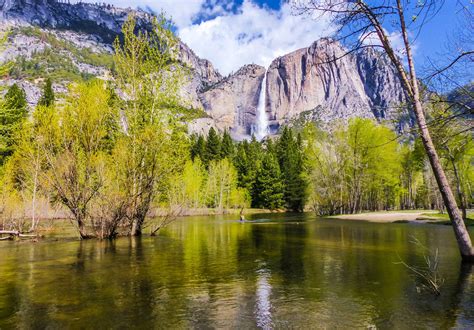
[450,155,467,220]
[131,217,143,236]
[393,0,474,260]
[29,152,40,232]
[77,216,89,239]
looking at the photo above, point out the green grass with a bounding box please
[420,211,474,226]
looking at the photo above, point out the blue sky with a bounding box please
[84,0,472,77]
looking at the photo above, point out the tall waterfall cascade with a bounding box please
[255,70,269,141]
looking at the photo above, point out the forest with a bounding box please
[0,15,472,240]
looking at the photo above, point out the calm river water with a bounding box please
[1,213,473,328]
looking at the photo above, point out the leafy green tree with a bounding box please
[112,14,186,236]
[180,158,207,208]
[303,123,348,215]
[253,153,284,210]
[205,158,247,210]
[31,81,115,238]
[38,78,55,107]
[345,118,401,213]
[429,100,474,220]
[0,84,28,164]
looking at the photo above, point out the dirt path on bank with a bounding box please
[329,211,439,223]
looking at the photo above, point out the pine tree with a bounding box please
[206,127,221,162]
[195,135,207,161]
[220,129,234,159]
[4,83,27,111]
[277,127,308,212]
[234,142,250,187]
[253,153,284,210]
[242,136,264,203]
[0,84,28,164]
[38,78,55,107]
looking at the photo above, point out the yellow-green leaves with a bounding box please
[0,30,13,78]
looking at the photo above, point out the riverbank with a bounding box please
[328,210,474,225]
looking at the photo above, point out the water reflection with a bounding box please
[0,215,473,328]
[255,264,272,329]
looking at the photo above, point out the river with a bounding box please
[1,213,473,328]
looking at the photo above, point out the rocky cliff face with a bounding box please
[1,0,410,137]
[264,39,408,130]
[199,39,408,136]
[0,0,139,43]
[200,64,265,135]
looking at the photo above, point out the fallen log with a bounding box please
[0,230,20,236]
[0,231,39,240]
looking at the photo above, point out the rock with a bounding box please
[199,64,265,138]
[1,0,411,137]
[265,39,407,127]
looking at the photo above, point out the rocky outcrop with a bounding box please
[199,64,265,137]
[178,42,222,109]
[265,39,407,128]
[0,0,141,43]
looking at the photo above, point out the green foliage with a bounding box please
[9,27,113,82]
[23,81,116,238]
[38,78,55,107]
[0,84,28,164]
[233,141,257,193]
[304,119,403,215]
[4,84,27,111]
[112,13,186,236]
[206,127,221,163]
[277,127,308,211]
[191,134,207,162]
[220,130,234,159]
[253,153,284,210]
[0,30,13,78]
[428,98,474,217]
[205,159,247,210]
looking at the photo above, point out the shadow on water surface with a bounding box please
[0,214,474,328]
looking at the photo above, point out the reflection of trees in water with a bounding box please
[442,262,473,328]
[2,220,474,328]
[279,224,307,285]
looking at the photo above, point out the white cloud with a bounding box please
[80,0,335,75]
[178,1,335,75]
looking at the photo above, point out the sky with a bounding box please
[82,0,471,77]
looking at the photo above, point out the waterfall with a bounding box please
[255,70,269,141]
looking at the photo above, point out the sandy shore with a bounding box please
[329,210,440,223]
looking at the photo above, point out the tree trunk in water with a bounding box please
[131,218,142,236]
[77,217,89,239]
[131,211,147,236]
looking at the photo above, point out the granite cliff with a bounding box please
[0,0,410,138]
